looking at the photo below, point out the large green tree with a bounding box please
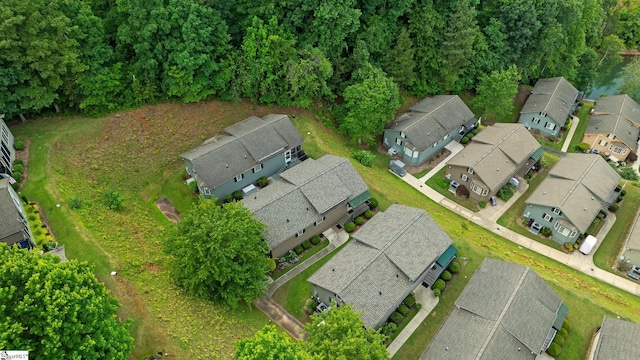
[234,325,312,360]
[383,28,416,90]
[0,244,133,359]
[440,0,480,91]
[408,0,445,95]
[339,64,400,145]
[164,199,269,308]
[620,59,640,102]
[473,65,521,121]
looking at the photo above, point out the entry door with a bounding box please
[285,149,292,163]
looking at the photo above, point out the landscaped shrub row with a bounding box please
[364,210,373,219]
[369,197,379,209]
[275,236,325,271]
[388,293,421,326]
[448,261,460,274]
[355,216,364,225]
[344,222,356,232]
[547,318,571,356]
[403,294,416,308]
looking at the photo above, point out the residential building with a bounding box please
[307,204,456,329]
[524,153,621,244]
[384,95,477,166]
[422,259,568,360]
[242,155,370,258]
[582,94,640,162]
[179,114,305,200]
[0,178,34,248]
[590,317,640,360]
[1,114,16,175]
[519,77,581,137]
[445,123,542,203]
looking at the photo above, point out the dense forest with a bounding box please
[0,0,637,122]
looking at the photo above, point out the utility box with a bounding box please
[389,160,407,177]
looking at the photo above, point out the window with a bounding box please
[315,216,325,226]
[234,174,244,182]
[557,226,570,236]
[470,182,483,195]
[396,138,402,146]
[412,150,418,158]
[443,134,449,140]
[467,167,474,174]
[539,111,548,117]
[461,174,468,181]
[432,141,438,148]
[608,133,615,139]
[404,147,412,156]
[545,122,556,130]
[253,164,263,173]
[569,230,578,238]
[552,207,562,215]
[613,146,624,154]
[543,213,553,222]
[599,140,607,146]
[295,229,306,237]
[532,117,540,124]
[481,189,489,196]
[400,131,406,138]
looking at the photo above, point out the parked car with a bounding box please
[627,266,640,281]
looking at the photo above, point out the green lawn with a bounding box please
[424,168,479,212]
[567,103,594,153]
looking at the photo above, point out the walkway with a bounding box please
[386,286,439,357]
[560,115,580,153]
[419,141,464,182]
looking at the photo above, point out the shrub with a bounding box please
[621,189,627,196]
[546,342,562,356]
[448,261,460,274]
[403,294,416,308]
[553,334,565,346]
[364,210,374,219]
[20,194,28,204]
[294,245,304,255]
[266,258,277,272]
[479,201,487,208]
[432,279,446,291]
[457,185,470,198]
[540,227,552,237]
[11,183,19,190]
[368,198,379,209]
[11,172,22,182]
[460,136,470,144]
[548,135,556,143]
[562,319,571,331]
[436,178,449,190]
[397,304,409,316]
[102,189,124,211]
[353,150,375,167]
[389,312,404,325]
[620,167,639,181]
[302,240,311,250]
[558,328,568,338]
[564,243,574,252]
[188,181,198,193]
[472,128,481,135]
[355,216,364,226]
[43,241,56,252]
[257,176,269,187]
[310,235,321,245]
[628,152,638,162]
[609,204,619,212]
[441,270,452,281]
[13,139,25,151]
[344,222,356,232]
[13,159,23,165]
[433,288,441,297]
[12,164,23,173]
[232,190,243,201]
[68,196,83,210]
[497,183,516,201]
[380,323,397,338]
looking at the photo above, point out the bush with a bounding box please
[68,196,83,210]
[397,304,409,316]
[436,178,449,190]
[11,183,19,191]
[368,198,379,209]
[344,222,356,232]
[102,189,124,211]
[558,328,568,338]
[266,258,277,272]
[621,189,627,196]
[12,164,23,173]
[188,181,198,193]
[472,128,481,135]
[256,176,269,187]
[11,172,22,182]
[302,240,311,250]
[294,245,304,255]
[448,261,460,274]
[553,334,565,346]
[403,294,416,308]
[353,150,375,167]
[628,152,638,162]
[619,167,639,181]
[310,235,321,245]
[364,210,374,219]
[441,270,452,281]
[355,216,364,225]
[497,183,516,201]
[546,342,562,356]
[479,201,487,208]
[432,279,446,291]
[540,227,552,237]
[380,323,397,338]
[13,159,23,165]
[609,204,619,212]
[13,139,25,150]
[548,135,556,142]
[43,241,56,252]
[433,288,441,297]
[389,312,403,325]
[232,190,243,201]
[460,136,470,144]
[20,194,28,204]
[562,319,571,331]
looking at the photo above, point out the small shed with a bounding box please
[389,160,407,177]
[579,235,597,255]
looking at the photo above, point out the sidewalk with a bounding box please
[560,115,580,152]
[387,286,439,357]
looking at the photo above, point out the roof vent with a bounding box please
[244,155,247,159]
[584,207,587,211]
[445,347,449,351]
[396,274,399,278]
[379,291,382,296]
[225,164,229,168]
[496,168,499,171]
[286,219,289,223]
[332,268,335,272]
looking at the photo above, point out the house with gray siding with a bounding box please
[242,155,370,258]
[1,114,16,175]
[179,114,305,200]
[519,77,580,137]
[590,317,640,360]
[582,94,640,162]
[445,123,542,203]
[422,259,568,360]
[0,178,34,248]
[384,95,477,166]
[524,153,620,244]
[307,204,456,329]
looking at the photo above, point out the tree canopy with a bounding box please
[473,65,521,121]
[0,244,133,359]
[164,199,269,308]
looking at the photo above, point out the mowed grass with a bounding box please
[567,103,594,153]
[288,113,640,360]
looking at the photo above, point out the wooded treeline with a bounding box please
[0,0,634,120]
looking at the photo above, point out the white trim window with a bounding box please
[569,230,578,238]
[608,133,615,139]
[544,122,556,130]
[613,146,625,154]
[396,138,402,146]
[552,207,562,215]
[295,229,306,237]
[532,117,540,124]
[400,131,406,138]
[470,182,483,195]
[443,134,449,141]
[432,141,438,148]
[412,150,418,158]
[481,189,489,196]
[253,164,263,173]
[467,167,474,175]
[315,216,325,226]
[543,213,553,222]
[539,111,548,117]
[234,174,244,182]
[599,140,607,146]
[461,174,468,181]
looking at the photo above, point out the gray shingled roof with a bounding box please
[593,317,640,360]
[179,114,303,189]
[525,154,621,233]
[242,155,368,250]
[585,95,640,148]
[422,259,563,360]
[520,77,579,126]
[386,96,476,151]
[308,204,453,328]
[0,178,25,245]
[446,124,541,191]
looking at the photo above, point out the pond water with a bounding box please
[587,56,638,99]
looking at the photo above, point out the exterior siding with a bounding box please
[383,130,405,157]
[446,165,494,203]
[0,118,15,174]
[523,204,581,244]
[582,133,633,161]
[384,129,458,167]
[519,112,560,137]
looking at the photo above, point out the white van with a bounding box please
[579,235,597,255]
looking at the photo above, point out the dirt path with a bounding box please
[155,197,180,223]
